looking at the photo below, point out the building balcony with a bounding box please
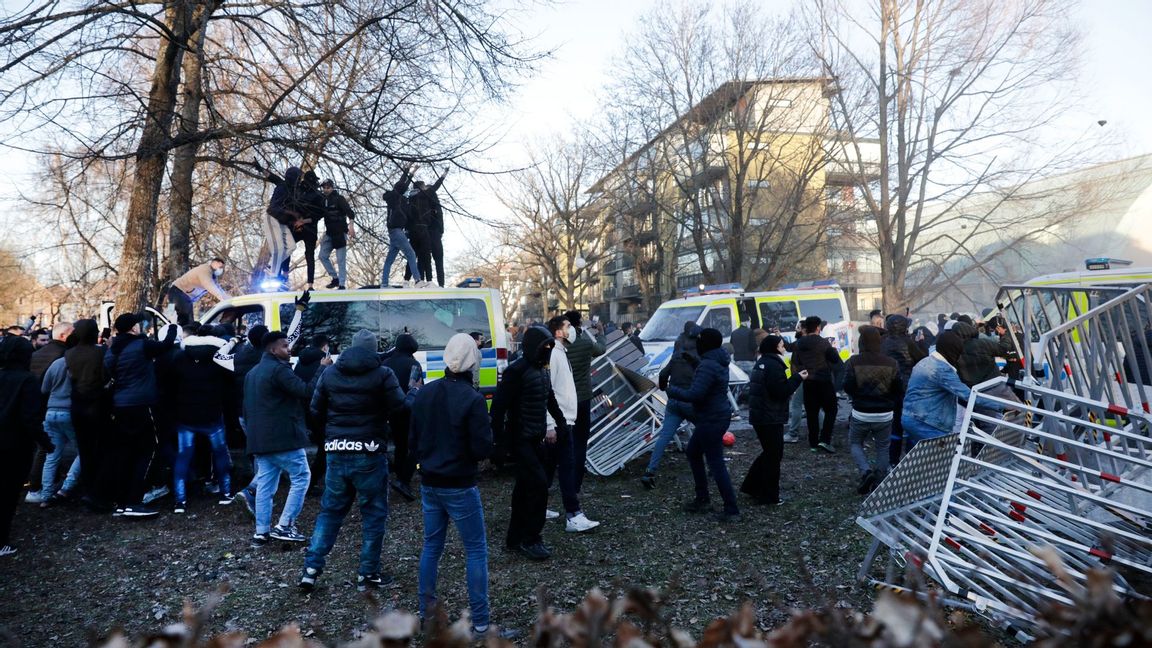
[621,284,641,298]
[824,136,882,185]
[601,255,635,275]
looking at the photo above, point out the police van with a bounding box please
[637,281,854,379]
[200,282,509,400]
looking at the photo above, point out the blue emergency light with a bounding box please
[683,283,743,296]
[1084,258,1132,271]
[456,277,484,288]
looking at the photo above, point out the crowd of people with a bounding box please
[256,161,449,293]
[0,295,1028,634]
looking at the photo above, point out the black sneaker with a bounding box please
[856,470,875,495]
[817,442,836,454]
[472,626,522,640]
[251,533,269,548]
[217,492,235,506]
[299,567,320,592]
[121,506,159,519]
[357,573,395,591]
[391,480,416,502]
[325,279,339,289]
[516,542,551,561]
[112,508,125,517]
[716,511,742,524]
[639,472,656,490]
[173,501,187,514]
[336,285,347,291]
[682,498,712,514]
[270,525,308,542]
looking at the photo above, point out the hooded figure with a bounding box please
[263,166,303,286]
[901,330,1001,449]
[843,326,903,492]
[740,333,806,505]
[1,335,54,555]
[491,325,566,560]
[301,329,410,592]
[642,324,703,488]
[666,328,741,521]
[382,333,423,499]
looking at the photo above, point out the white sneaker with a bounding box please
[545,509,560,520]
[0,545,16,557]
[142,485,169,504]
[565,512,600,533]
[403,280,416,289]
[24,491,47,504]
[416,280,433,288]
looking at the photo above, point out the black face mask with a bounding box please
[534,340,554,367]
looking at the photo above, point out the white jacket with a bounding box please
[548,343,579,429]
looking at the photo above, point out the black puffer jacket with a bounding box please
[659,329,700,392]
[382,334,421,393]
[844,327,904,414]
[490,326,563,447]
[790,334,841,383]
[294,346,326,385]
[953,322,1002,387]
[881,314,925,384]
[748,353,802,426]
[170,336,232,426]
[383,170,412,230]
[310,346,407,447]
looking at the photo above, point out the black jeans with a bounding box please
[803,380,838,447]
[166,286,195,325]
[71,395,108,502]
[292,234,317,285]
[505,440,548,548]
[740,423,783,503]
[890,401,905,465]
[686,421,739,515]
[404,226,433,282]
[430,230,445,287]
[543,426,580,515]
[389,408,416,484]
[109,405,158,507]
[572,399,592,492]
[0,444,35,546]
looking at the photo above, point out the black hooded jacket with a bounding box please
[169,336,232,426]
[383,170,412,230]
[748,350,802,426]
[490,326,565,447]
[790,333,842,383]
[844,327,904,414]
[659,328,700,392]
[310,346,407,448]
[0,336,51,453]
[881,314,925,384]
[294,346,327,385]
[953,322,1002,387]
[268,167,302,226]
[382,334,421,393]
[410,370,492,488]
[409,175,445,233]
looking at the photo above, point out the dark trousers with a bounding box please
[1,444,35,546]
[71,396,107,502]
[109,406,158,507]
[803,380,838,447]
[890,401,905,465]
[686,422,739,515]
[572,399,591,492]
[404,226,433,282]
[505,440,548,548]
[430,231,445,287]
[166,286,195,326]
[292,235,317,285]
[390,409,415,484]
[740,423,783,503]
[543,426,580,515]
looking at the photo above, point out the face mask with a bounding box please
[213,267,223,277]
[565,326,577,343]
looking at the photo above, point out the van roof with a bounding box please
[1026,267,1152,287]
[655,289,846,308]
[221,287,500,306]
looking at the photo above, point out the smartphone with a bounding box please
[592,315,600,323]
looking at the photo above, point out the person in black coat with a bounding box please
[790,316,843,453]
[382,333,422,500]
[0,336,55,556]
[409,169,448,287]
[844,326,903,494]
[318,179,356,290]
[381,165,424,285]
[640,324,700,489]
[490,326,565,560]
[740,335,808,505]
[881,314,925,465]
[666,328,741,522]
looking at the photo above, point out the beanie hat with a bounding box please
[443,333,479,374]
[247,324,269,347]
[935,331,964,367]
[759,334,784,356]
[352,329,377,352]
[114,313,143,334]
[698,328,723,354]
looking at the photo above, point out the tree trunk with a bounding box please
[166,2,216,283]
[115,1,193,313]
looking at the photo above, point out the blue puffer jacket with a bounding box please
[311,346,407,448]
[902,353,1002,442]
[667,347,733,425]
[104,327,178,408]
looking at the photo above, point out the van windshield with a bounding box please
[799,298,846,325]
[640,305,705,342]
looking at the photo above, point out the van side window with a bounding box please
[702,307,733,336]
[759,301,799,332]
[799,298,847,324]
[283,301,382,354]
[205,305,264,332]
[380,298,490,350]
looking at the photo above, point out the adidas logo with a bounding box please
[324,438,384,453]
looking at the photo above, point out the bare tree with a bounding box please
[810,0,1109,311]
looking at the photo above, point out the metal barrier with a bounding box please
[584,331,668,476]
[858,378,1152,632]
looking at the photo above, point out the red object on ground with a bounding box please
[722,431,736,447]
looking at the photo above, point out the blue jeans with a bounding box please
[304,453,389,575]
[174,421,232,503]
[318,234,348,286]
[787,384,805,436]
[646,399,693,473]
[254,449,311,534]
[41,410,79,496]
[381,228,421,285]
[419,485,489,629]
[686,422,739,515]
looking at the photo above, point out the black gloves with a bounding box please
[294,290,312,312]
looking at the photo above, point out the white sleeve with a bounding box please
[213,338,239,371]
[551,348,579,426]
[285,309,304,350]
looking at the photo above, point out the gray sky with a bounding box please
[3,0,1151,278]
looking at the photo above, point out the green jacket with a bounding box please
[564,327,606,402]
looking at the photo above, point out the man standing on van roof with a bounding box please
[381,164,427,288]
[170,258,230,326]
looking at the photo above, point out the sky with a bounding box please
[3,0,1152,280]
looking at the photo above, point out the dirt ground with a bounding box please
[0,410,880,646]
